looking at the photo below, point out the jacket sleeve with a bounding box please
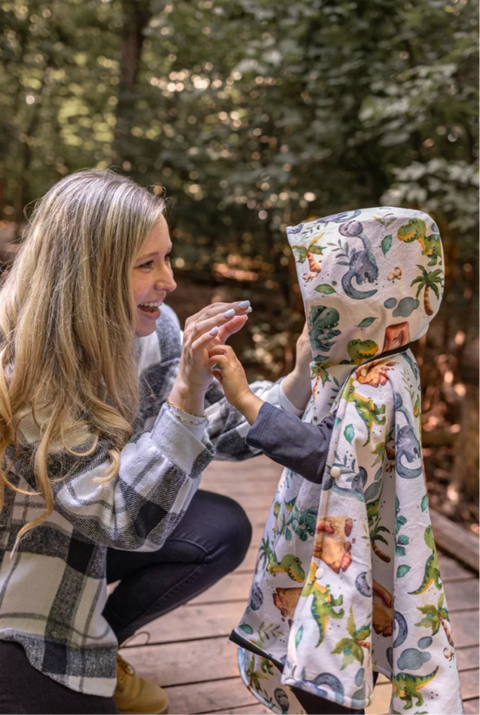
[245,403,335,483]
[47,404,215,552]
[204,378,299,461]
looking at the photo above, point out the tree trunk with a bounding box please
[452,385,479,503]
[113,0,154,166]
[14,62,51,239]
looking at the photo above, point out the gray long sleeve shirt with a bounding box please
[246,403,335,484]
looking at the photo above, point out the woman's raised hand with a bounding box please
[208,344,263,425]
[168,301,251,415]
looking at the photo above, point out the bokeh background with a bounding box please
[0,0,478,531]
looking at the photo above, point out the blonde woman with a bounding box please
[0,171,312,714]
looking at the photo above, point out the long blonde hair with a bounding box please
[0,170,166,544]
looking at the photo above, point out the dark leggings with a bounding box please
[0,490,252,714]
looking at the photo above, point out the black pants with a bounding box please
[0,490,252,714]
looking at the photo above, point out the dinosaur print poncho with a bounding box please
[232,207,463,714]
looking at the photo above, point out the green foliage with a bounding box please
[0,0,478,381]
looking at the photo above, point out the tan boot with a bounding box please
[114,653,169,714]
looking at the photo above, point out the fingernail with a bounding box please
[238,300,251,308]
[223,308,235,318]
[246,306,252,313]
[209,326,219,335]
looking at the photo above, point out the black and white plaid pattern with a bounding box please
[0,305,284,696]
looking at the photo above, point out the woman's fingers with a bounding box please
[185,300,251,332]
[191,326,225,352]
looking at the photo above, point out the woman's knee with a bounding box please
[205,492,252,569]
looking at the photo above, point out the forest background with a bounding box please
[0,0,478,532]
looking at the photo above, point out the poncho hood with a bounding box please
[287,206,443,368]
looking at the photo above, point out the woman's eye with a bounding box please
[138,260,154,270]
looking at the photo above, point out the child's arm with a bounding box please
[208,344,334,483]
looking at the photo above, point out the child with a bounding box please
[209,207,463,715]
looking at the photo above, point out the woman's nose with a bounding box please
[156,269,176,293]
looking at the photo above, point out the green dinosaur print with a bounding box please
[302,562,344,646]
[342,376,386,446]
[408,526,442,595]
[308,305,341,360]
[397,219,441,266]
[347,339,379,365]
[267,552,305,583]
[392,667,439,710]
[285,504,318,542]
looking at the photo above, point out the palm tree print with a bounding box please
[415,592,454,647]
[331,607,371,669]
[255,535,273,574]
[410,265,443,316]
[291,235,325,263]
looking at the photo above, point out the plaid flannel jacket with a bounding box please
[0,305,281,696]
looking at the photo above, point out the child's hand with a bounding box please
[208,344,263,425]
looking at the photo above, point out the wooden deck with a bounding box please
[120,457,479,714]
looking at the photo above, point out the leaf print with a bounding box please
[397,565,411,578]
[421,495,428,512]
[357,317,377,328]
[239,624,254,634]
[381,234,393,255]
[347,607,356,638]
[315,283,337,294]
[331,609,370,670]
[344,424,355,444]
[295,626,303,648]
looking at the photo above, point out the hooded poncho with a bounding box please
[232,207,464,714]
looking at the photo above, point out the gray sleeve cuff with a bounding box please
[246,404,335,484]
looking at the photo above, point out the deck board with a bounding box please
[119,455,479,713]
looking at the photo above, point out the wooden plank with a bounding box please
[217,495,275,511]
[439,552,477,582]
[212,705,271,714]
[200,485,277,500]
[365,682,391,715]
[457,646,480,672]
[202,456,282,478]
[190,573,251,604]
[121,601,245,645]
[444,578,479,612]
[464,698,480,714]
[451,610,480,649]
[431,509,479,574]
[121,636,239,687]
[163,677,260,714]
[460,669,479,700]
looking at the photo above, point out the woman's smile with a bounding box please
[137,299,163,320]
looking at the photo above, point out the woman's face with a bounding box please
[131,216,177,337]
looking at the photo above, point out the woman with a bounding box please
[0,170,311,714]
